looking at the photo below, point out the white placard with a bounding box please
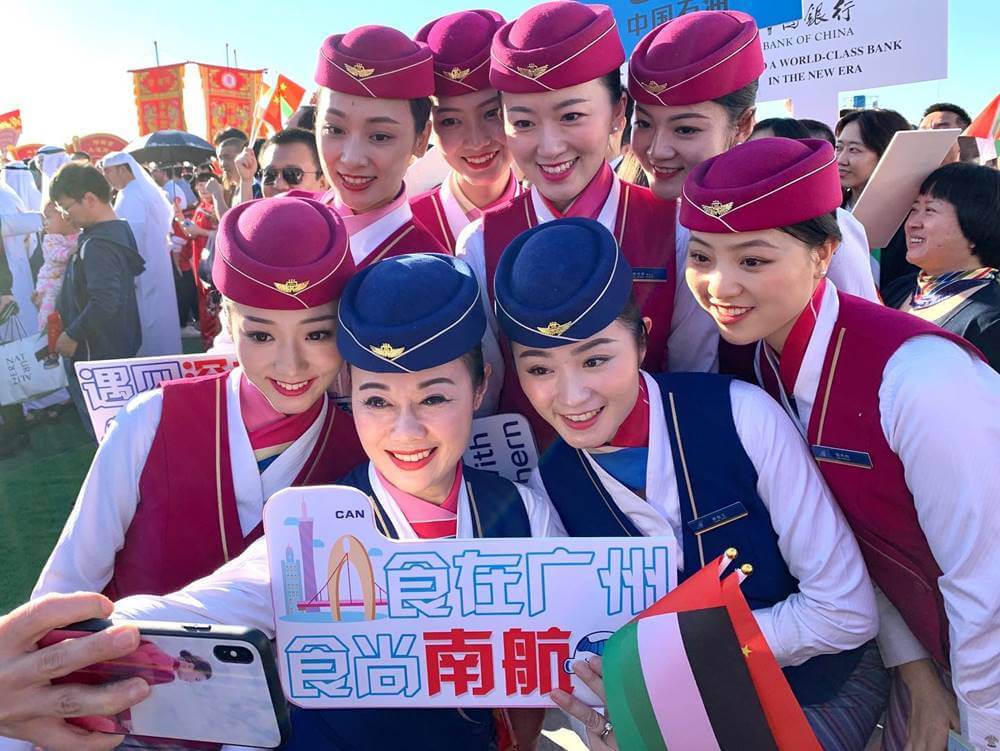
[265,486,676,709]
[852,128,961,249]
[758,1,949,124]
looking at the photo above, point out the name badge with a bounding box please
[632,267,668,282]
[811,444,874,469]
[687,502,748,535]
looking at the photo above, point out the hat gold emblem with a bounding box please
[702,200,735,218]
[537,321,572,337]
[274,279,309,295]
[516,63,550,79]
[370,342,406,360]
[345,63,375,79]
[640,80,668,96]
[444,67,471,81]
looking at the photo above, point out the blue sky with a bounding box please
[2,0,996,145]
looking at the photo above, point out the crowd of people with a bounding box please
[1,3,999,751]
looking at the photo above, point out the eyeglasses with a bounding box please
[261,166,322,186]
[54,199,78,217]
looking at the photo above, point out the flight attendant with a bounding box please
[409,10,525,253]
[113,253,565,751]
[457,1,718,442]
[626,10,878,302]
[308,24,450,266]
[32,196,365,601]
[493,217,885,749]
[681,137,1000,751]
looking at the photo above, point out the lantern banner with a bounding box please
[131,64,187,136]
[0,110,22,154]
[75,133,129,162]
[264,485,677,708]
[198,64,265,142]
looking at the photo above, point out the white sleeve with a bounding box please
[31,390,161,598]
[880,336,1000,744]
[875,588,931,667]
[456,219,504,416]
[115,191,147,244]
[730,380,878,666]
[0,210,43,237]
[517,481,567,538]
[113,537,276,638]
[829,208,880,300]
[667,222,719,373]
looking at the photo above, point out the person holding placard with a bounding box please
[457,0,721,446]
[30,196,365,605]
[882,163,1000,371]
[492,217,883,749]
[303,25,450,266]
[110,252,565,751]
[409,11,525,253]
[624,10,879,305]
[681,136,1000,751]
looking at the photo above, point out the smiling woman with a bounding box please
[493,217,886,750]
[29,196,365,606]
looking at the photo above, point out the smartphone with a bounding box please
[40,620,290,748]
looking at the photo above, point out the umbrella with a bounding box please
[125,130,214,165]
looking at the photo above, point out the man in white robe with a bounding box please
[0,181,42,336]
[1,162,41,212]
[101,152,181,356]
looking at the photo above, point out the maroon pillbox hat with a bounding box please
[628,10,763,106]
[315,25,435,99]
[416,10,505,98]
[213,196,355,309]
[490,2,624,93]
[680,138,842,233]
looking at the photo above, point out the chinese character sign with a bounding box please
[264,486,677,709]
[604,0,803,57]
[75,133,129,162]
[76,353,241,440]
[131,64,187,136]
[198,64,264,142]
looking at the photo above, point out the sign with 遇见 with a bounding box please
[264,485,677,709]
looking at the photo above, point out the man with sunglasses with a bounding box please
[235,127,327,200]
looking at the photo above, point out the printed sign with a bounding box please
[265,486,676,709]
[77,355,540,484]
[757,0,949,123]
[605,0,802,57]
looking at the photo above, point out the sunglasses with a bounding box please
[261,166,321,186]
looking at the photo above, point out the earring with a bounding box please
[611,126,619,133]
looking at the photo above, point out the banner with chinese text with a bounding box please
[605,0,802,57]
[11,143,41,161]
[0,109,22,155]
[131,64,187,135]
[265,485,677,708]
[198,64,264,142]
[74,133,129,161]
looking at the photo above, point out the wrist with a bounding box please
[897,658,940,691]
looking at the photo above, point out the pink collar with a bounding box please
[238,373,323,451]
[539,162,614,220]
[376,464,462,523]
[453,170,520,222]
[332,185,407,236]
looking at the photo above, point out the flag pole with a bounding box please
[153,41,160,66]
[225,43,230,67]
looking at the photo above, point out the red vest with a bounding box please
[104,373,366,599]
[410,186,457,253]
[761,292,982,665]
[483,185,677,448]
[357,217,451,268]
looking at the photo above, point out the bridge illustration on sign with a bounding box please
[298,534,389,620]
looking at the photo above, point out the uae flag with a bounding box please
[964,93,1000,163]
[603,555,820,751]
[259,75,307,136]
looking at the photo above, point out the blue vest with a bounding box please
[281,463,530,751]
[539,372,864,706]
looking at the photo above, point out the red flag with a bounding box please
[259,74,307,137]
[130,65,187,135]
[964,93,1000,162]
[198,64,265,143]
[0,109,23,156]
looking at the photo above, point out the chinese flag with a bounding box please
[260,74,307,137]
[602,555,821,751]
